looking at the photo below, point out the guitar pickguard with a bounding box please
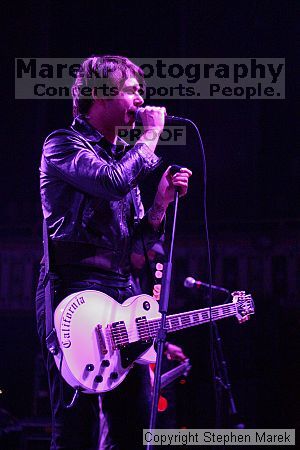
[120,340,153,368]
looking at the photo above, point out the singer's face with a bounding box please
[108,77,144,127]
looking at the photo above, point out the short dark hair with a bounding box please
[72,55,144,117]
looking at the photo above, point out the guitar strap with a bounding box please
[130,188,155,290]
[42,219,59,355]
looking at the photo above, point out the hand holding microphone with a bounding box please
[134,106,190,157]
[135,106,166,134]
[135,106,168,156]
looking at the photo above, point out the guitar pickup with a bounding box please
[95,324,108,355]
[111,321,129,349]
[136,316,152,342]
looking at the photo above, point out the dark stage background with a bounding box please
[1,0,299,446]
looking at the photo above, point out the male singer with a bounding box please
[35,55,192,450]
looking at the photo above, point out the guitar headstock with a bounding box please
[232,291,255,323]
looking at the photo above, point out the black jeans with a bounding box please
[35,266,151,450]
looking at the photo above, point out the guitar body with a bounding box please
[54,290,159,394]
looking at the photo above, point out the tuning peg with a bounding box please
[238,316,250,324]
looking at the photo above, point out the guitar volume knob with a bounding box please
[94,375,103,383]
[110,372,119,380]
[85,364,95,372]
[101,359,110,367]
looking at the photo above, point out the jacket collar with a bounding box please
[71,115,127,157]
[71,115,104,142]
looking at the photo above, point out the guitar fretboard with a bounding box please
[148,303,236,337]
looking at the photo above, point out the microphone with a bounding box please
[135,108,188,124]
[169,164,183,176]
[184,277,229,293]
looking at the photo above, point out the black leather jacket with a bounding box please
[40,115,163,277]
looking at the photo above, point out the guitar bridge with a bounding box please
[95,324,108,355]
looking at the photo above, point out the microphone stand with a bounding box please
[212,320,245,428]
[202,290,245,428]
[146,186,180,450]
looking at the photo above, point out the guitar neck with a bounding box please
[148,302,237,336]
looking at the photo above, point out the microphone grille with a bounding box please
[184,277,195,289]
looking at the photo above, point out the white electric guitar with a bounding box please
[54,290,254,394]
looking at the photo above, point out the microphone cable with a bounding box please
[181,116,219,428]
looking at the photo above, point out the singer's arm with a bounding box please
[134,107,192,230]
[148,167,192,230]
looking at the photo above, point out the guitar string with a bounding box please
[112,306,240,344]
[114,303,253,344]
[113,307,237,340]
[93,299,252,347]
[124,308,238,339]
